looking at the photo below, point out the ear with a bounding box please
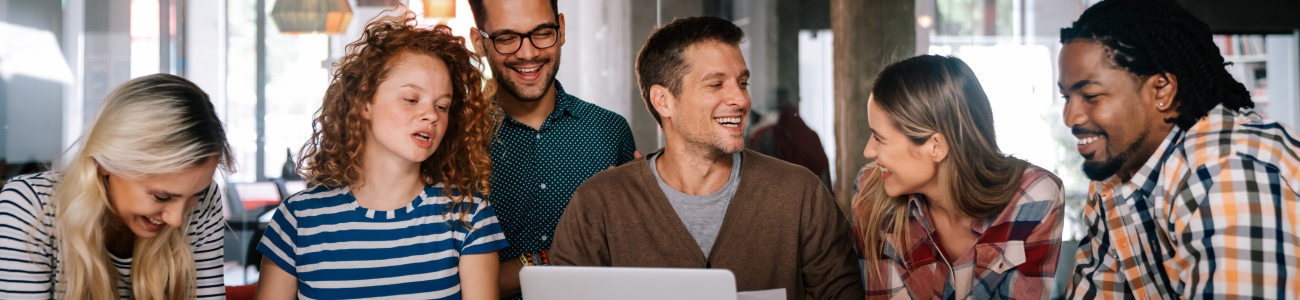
[650,84,676,122]
[96,164,109,176]
[469,27,486,54]
[926,133,949,163]
[361,99,374,121]
[1149,72,1178,112]
[556,13,567,48]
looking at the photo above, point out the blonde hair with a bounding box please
[46,73,233,300]
[854,55,1029,279]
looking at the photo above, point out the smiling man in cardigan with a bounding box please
[549,16,864,299]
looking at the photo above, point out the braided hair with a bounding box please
[1061,0,1253,129]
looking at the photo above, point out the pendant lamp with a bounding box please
[270,0,353,34]
[423,0,456,19]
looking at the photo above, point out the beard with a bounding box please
[490,50,561,102]
[676,115,745,158]
[1081,130,1147,181]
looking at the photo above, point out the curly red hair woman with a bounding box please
[255,7,508,300]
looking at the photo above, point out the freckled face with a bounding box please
[104,158,218,239]
[363,52,454,165]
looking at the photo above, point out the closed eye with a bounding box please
[405,98,418,103]
[153,194,173,202]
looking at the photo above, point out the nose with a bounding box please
[514,36,541,60]
[1062,96,1088,128]
[725,82,750,109]
[162,200,187,228]
[419,103,440,124]
[863,136,879,159]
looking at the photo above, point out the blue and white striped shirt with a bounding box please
[0,171,227,299]
[257,184,508,300]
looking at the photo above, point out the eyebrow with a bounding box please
[401,84,425,91]
[700,70,752,82]
[152,186,209,198]
[1059,79,1099,92]
[489,23,559,37]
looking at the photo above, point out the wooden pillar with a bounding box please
[831,0,915,214]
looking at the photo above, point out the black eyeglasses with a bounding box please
[477,25,560,55]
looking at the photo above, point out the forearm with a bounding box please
[497,258,523,299]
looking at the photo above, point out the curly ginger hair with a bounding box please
[297,7,498,223]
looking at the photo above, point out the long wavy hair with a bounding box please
[297,6,497,227]
[46,73,233,300]
[853,55,1030,279]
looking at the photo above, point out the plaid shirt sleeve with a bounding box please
[1166,154,1299,298]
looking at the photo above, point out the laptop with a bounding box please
[520,266,737,300]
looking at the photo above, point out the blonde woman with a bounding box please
[854,55,1064,299]
[0,73,231,299]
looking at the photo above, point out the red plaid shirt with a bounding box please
[855,165,1065,299]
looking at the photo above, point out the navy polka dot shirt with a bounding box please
[489,81,637,264]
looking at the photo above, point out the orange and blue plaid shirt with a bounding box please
[855,165,1065,299]
[1067,104,1300,299]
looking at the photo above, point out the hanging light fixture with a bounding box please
[270,0,353,34]
[355,0,400,8]
[423,0,456,19]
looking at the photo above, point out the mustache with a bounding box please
[1072,126,1106,136]
[504,57,551,69]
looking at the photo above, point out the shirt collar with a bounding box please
[551,80,584,119]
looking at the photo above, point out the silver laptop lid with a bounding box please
[520,266,737,300]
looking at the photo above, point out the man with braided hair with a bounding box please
[1060,0,1300,299]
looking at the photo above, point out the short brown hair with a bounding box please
[298,7,498,225]
[635,16,744,125]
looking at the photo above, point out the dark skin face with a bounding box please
[1058,41,1180,182]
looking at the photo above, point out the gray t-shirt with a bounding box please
[648,152,741,259]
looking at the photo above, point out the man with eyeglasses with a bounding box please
[466,0,637,299]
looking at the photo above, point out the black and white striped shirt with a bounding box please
[0,171,226,299]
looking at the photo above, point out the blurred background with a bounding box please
[1,0,1297,297]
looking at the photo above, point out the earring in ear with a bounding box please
[1158,102,1165,107]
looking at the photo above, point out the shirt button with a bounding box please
[541,235,548,241]
[540,183,547,189]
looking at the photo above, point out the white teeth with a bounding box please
[715,117,741,128]
[147,217,164,225]
[880,166,891,173]
[517,67,539,73]
[415,133,430,140]
[1077,136,1100,145]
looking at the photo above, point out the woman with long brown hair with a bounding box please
[854,55,1064,299]
[253,6,507,300]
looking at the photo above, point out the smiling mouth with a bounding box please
[715,117,741,128]
[146,217,164,225]
[880,166,892,179]
[1078,136,1101,145]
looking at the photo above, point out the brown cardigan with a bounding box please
[550,149,865,300]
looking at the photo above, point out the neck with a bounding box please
[1116,123,1176,182]
[922,184,971,224]
[656,132,735,196]
[498,82,558,130]
[353,150,425,211]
